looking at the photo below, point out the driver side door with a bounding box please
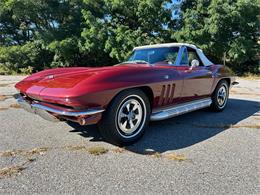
[177,46,214,103]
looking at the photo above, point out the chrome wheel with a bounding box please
[217,86,227,108]
[116,95,146,138]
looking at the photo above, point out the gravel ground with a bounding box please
[0,76,259,194]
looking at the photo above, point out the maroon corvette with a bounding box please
[15,43,237,145]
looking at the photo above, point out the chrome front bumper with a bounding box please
[16,96,105,122]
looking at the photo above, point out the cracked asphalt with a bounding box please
[0,76,259,194]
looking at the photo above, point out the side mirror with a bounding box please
[191,59,200,69]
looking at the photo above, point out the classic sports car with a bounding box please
[15,43,237,145]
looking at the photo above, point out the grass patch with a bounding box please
[0,165,26,178]
[25,147,48,156]
[164,153,187,161]
[0,107,8,111]
[27,157,36,162]
[193,123,233,129]
[193,123,260,129]
[236,124,260,129]
[141,149,186,161]
[9,104,21,109]
[230,91,260,96]
[0,147,48,158]
[65,145,87,151]
[0,95,13,101]
[0,150,23,157]
[87,146,108,155]
[65,145,109,155]
[152,152,162,158]
[0,148,48,178]
[241,73,260,80]
[111,147,126,153]
[0,158,37,178]
[0,83,15,87]
[0,84,9,87]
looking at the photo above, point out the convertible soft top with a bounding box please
[134,43,213,66]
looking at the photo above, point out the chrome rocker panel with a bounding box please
[150,98,212,121]
[16,96,105,122]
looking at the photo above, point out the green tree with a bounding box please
[0,0,259,75]
[81,0,173,62]
[175,0,259,74]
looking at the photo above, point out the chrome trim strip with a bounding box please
[31,103,104,116]
[17,97,105,117]
[150,98,212,121]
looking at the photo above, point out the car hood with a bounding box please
[15,64,150,98]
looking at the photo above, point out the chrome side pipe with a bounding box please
[151,98,212,121]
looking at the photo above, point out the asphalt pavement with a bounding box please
[0,76,259,194]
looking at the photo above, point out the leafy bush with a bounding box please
[0,42,52,74]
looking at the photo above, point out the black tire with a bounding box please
[210,80,229,112]
[98,89,151,146]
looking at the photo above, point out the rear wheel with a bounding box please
[210,80,229,112]
[98,89,151,146]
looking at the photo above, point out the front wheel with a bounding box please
[210,80,229,112]
[98,89,151,146]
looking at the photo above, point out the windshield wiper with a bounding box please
[122,60,150,64]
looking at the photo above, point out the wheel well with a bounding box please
[106,86,154,109]
[218,78,230,87]
[211,78,231,95]
[223,78,231,87]
[138,86,154,107]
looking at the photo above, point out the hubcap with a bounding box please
[116,96,146,138]
[217,86,227,107]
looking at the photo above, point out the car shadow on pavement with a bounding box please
[68,98,259,154]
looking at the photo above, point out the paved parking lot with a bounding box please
[0,76,259,194]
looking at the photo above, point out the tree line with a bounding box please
[0,0,259,75]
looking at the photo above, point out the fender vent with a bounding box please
[158,84,175,106]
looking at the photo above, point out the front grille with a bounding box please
[21,93,75,110]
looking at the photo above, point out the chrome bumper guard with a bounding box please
[16,96,105,122]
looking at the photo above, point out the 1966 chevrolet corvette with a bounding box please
[15,43,237,145]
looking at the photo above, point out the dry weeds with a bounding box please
[0,147,48,178]
[111,147,126,153]
[230,91,260,96]
[87,146,109,155]
[164,153,187,161]
[65,145,109,155]
[0,147,48,158]
[0,83,10,87]
[241,74,260,80]
[65,145,88,151]
[0,165,25,178]
[25,147,48,156]
[192,123,260,129]
[0,107,9,111]
[9,104,21,109]
[0,95,13,101]
[0,144,190,179]
[152,152,162,158]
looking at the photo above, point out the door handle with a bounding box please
[164,75,170,79]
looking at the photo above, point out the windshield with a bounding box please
[126,47,179,65]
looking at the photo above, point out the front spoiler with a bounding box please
[16,95,105,123]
